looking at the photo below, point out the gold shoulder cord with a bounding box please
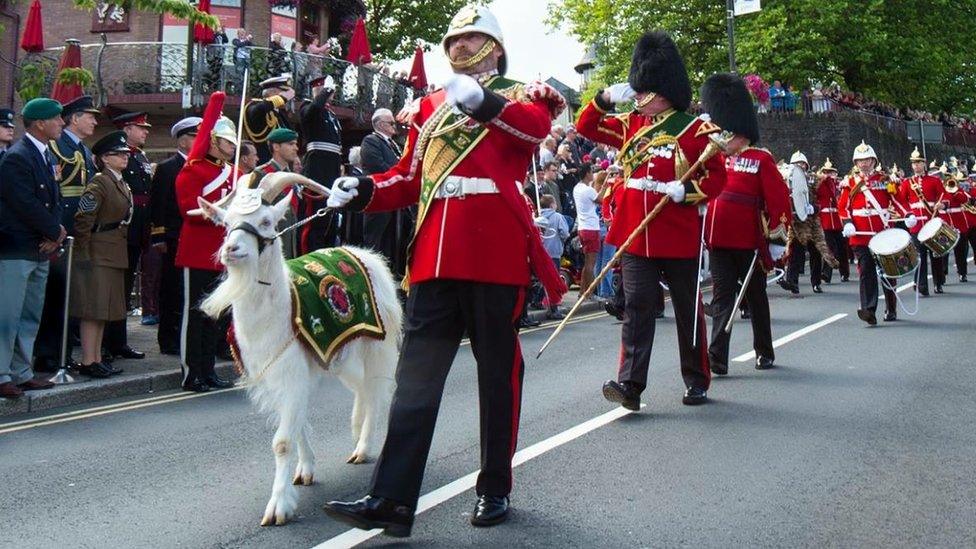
[242,101,279,144]
[48,141,85,186]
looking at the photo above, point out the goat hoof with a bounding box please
[346,452,370,464]
[260,514,274,527]
[293,473,313,486]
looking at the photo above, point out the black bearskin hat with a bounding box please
[701,73,760,144]
[628,31,692,111]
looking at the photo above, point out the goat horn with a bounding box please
[187,186,238,217]
[258,172,331,203]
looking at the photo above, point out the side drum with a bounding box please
[917,218,959,257]
[868,228,919,278]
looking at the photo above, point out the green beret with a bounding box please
[22,97,63,120]
[267,128,298,144]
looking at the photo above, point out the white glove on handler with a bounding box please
[533,215,548,229]
[806,204,815,216]
[665,180,685,203]
[768,243,787,261]
[842,222,856,238]
[604,83,637,104]
[326,177,360,209]
[904,214,918,229]
[442,74,484,111]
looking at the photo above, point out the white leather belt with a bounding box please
[434,176,498,199]
[306,141,342,154]
[945,207,965,214]
[820,207,838,213]
[852,208,884,217]
[626,178,669,193]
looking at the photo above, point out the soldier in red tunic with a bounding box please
[899,147,946,294]
[942,170,976,282]
[699,74,791,375]
[321,6,566,536]
[838,141,916,324]
[816,158,849,282]
[576,31,726,409]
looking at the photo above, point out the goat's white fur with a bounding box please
[197,193,401,527]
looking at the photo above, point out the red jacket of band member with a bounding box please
[705,148,790,251]
[360,88,551,287]
[815,176,844,231]
[576,100,726,258]
[897,175,944,234]
[966,184,976,227]
[175,92,239,272]
[938,183,971,231]
[838,173,909,246]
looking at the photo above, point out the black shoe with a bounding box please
[822,273,833,284]
[654,310,665,319]
[103,361,124,375]
[918,286,929,296]
[182,378,212,393]
[710,361,728,376]
[602,380,640,411]
[471,495,510,527]
[518,317,541,329]
[755,356,775,370]
[702,301,716,317]
[857,309,877,326]
[934,285,944,294]
[812,285,823,294]
[604,301,624,321]
[777,279,799,294]
[323,496,414,538]
[682,386,708,406]
[528,301,545,311]
[111,346,145,360]
[545,309,565,320]
[740,309,751,320]
[160,347,180,356]
[79,362,113,379]
[884,310,897,322]
[961,275,968,283]
[204,374,234,389]
[841,275,850,282]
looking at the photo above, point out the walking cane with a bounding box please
[49,237,78,384]
[233,67,250,179]
[724,251,759,334]
[537,136,729,359]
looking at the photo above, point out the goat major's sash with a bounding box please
[285,248,386,366]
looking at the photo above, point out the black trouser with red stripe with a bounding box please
[822,229,850,281]
[707,248,773,369]
[370,280,526,506]
[852,246,896,315]
[618,254,709,393]
[952,227,976,276]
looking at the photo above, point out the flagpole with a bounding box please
[726,0,737,74]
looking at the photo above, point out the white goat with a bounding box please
[195,172,401,527]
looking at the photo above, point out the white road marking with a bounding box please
[733,313,848,362]
[312,405,642,549]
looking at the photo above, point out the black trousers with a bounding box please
[618,254,709,392]
[104,243,141,352]
[787,241,822,288]
[180,268,223,382]
[821,230,850,280]
[911,236,946,290]
[157,239,183,353]
[34,252,74,362]
[852,246,896,314]
[362,208,413,278]
[370,280,526,506]
[952,228,976,276]
[708,249,773,368]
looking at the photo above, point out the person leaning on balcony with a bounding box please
[244,75,296,165]
[70,131,134,379]
[232,28,253,84]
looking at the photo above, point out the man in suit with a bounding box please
[0,108,15,162]
[298,75,341,253]
[360,108,409,274]
[33,95,100,373]
[149,116,200,355]
[0,98,65,399]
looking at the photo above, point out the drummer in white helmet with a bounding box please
[838,141,916,324]
[898,147,946,294]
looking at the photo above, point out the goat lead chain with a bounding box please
[275,207,333,239]
[241,332,298,385]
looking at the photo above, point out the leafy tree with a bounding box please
[364,0,486,60]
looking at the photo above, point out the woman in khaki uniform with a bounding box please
[71,131,132,378]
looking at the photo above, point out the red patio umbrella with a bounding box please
[408,45,427,90]
[51,39,83,104]
[346,18,372,65]
[193,0,215,44]
[20,0,44,53]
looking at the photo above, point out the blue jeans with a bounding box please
[0,259,49,384]
[596,223,616,298]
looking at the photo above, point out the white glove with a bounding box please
[604,83,637,104]
[806,204,815,216]
[665,180,685,203]
[442,74,484,111]
[327,177,359,209]
[904,214,918,229]
[842,222,856,238]
[533,215,548,229]
[768,243,787,261]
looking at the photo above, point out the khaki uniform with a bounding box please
[70,170,133,321]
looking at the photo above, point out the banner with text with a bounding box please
[734,0,762,16]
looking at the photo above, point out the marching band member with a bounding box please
[781,151,837,294]
[701,73,791,375]
[943,172,976,282]
[576,31,726,408]
[816,158,849,282]
[899,147,945,294]
[839,141,916,325]
[322,5,566,535]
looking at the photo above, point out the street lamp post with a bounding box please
[726,0,737,74]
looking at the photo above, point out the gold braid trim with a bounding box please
[448,39,496,71]
[48,140,86,188]
[242,100,280,144]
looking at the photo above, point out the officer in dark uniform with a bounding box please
[149,116,200,355]
[244,75,296,164]
[298,74,341,253]
[103,111,151,362]
[0,108,14,162]
[33,95,101,372]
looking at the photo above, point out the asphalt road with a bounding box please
[2,274,975,549]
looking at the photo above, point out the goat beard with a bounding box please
[200,258,259,319]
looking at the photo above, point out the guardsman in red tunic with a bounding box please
[700,73,790,375]
[959,173,976,281]
[899,146,946,294]
[839,141,916,324]
[816,158,849,282]
[943,170,976,282]
[576,31,726,408]
[321,6,566,536]
[175,92,239,392]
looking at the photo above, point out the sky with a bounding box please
[392,0,587,88]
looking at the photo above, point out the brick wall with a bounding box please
[9,2,162,46]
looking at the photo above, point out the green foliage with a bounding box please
[71,0,219,28]
[364,0,486,60]
[56,67,95,88]
[17,59,55,102]
[549,0,976,116]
